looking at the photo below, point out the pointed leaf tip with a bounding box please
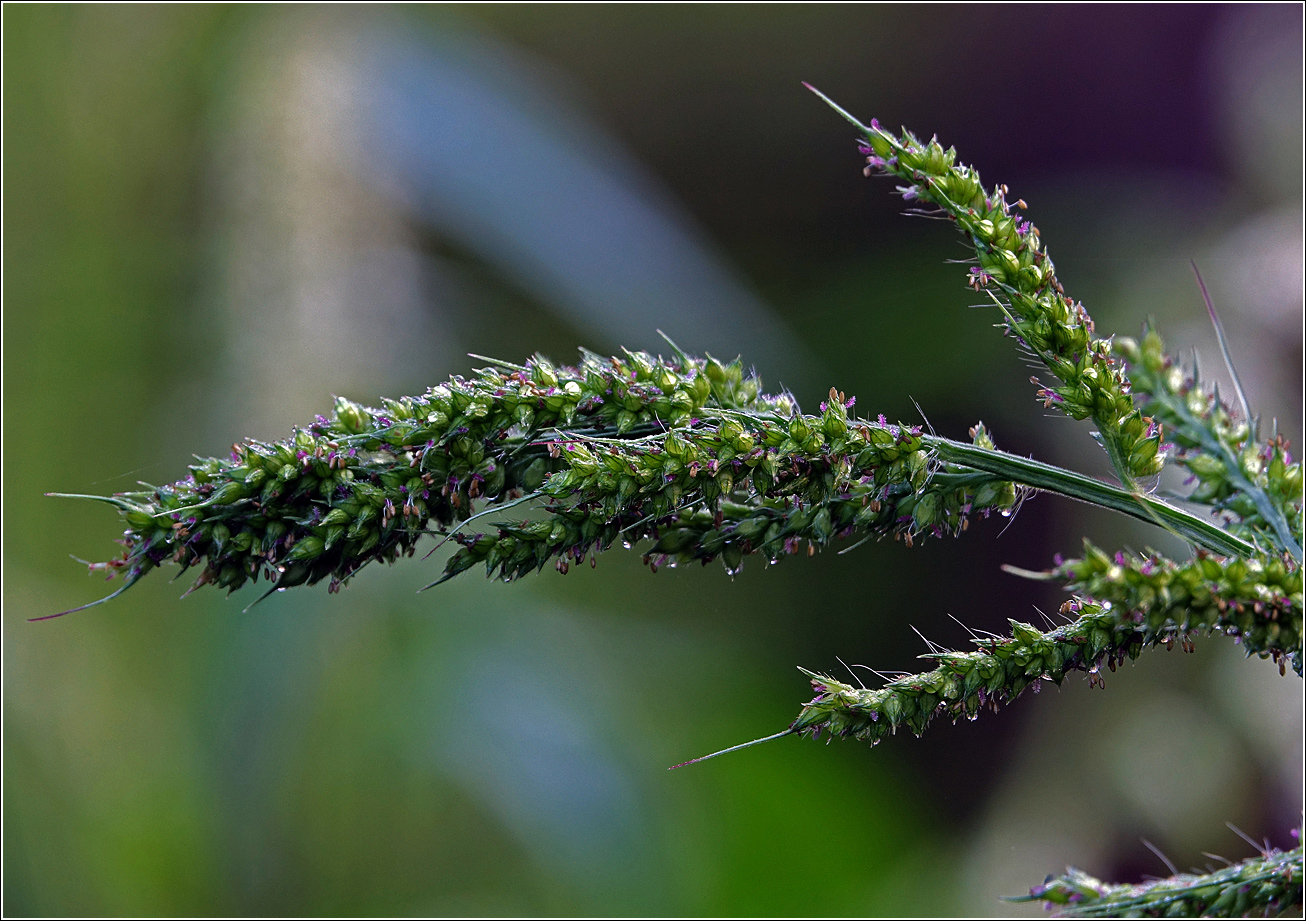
[242,584,281,614]
[802,83,874,135]
[31,570,146,621]
[668,728,796,770]
[46,492,154,515]
[417,572,458,593]
[1000,563,1059,582]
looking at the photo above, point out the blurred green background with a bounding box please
[4,5,1302,916]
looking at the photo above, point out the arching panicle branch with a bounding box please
[786,583,1297,751]
[807,84,1164,487]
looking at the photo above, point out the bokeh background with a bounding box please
[4,5,1302,916]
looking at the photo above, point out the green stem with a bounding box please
[1093,420,1137,492]
[923,437,1254,558]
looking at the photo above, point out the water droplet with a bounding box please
[1000,508,1012,517]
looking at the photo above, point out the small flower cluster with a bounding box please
[1117,328,1303,559]
[827,95,1163,483]
[62,348,794,609]
[438,404,1018,584]
[1052,541,1303,675]
[1015,842,1303,917]
[786,583,1277,747]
